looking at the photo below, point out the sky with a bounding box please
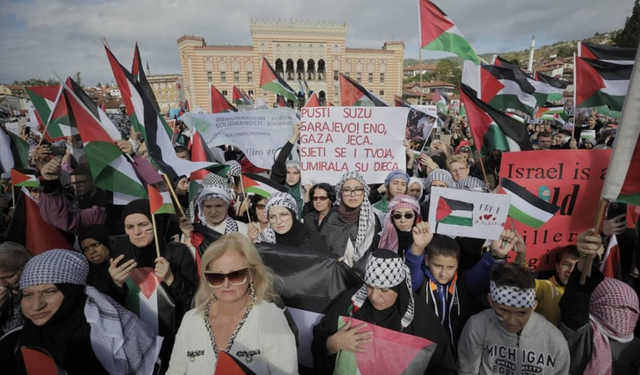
[0,0,634,86]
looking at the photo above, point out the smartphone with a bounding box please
[49,146,67,156]
[109,235,137,267]
[433,134,441,141]
[25,126,31,136]
[607,202,627,221]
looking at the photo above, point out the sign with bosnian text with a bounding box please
[300,107,409,185]
[499,149,611,272]
[181,108,297,169]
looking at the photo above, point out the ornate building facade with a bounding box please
[147,74,184,113]
[177,19,404,112]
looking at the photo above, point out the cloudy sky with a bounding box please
[0,0,634,86]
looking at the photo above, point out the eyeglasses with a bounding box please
[268,211,291,223]
[450,167,468,174]
[255,203,266,210]
[342,188,364,196]
[82,242,103,252]
[312,196,329,202]
[204,268,249,288]
[392,212,415,220]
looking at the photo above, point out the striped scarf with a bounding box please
[335,172,376,262]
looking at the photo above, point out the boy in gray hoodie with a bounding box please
[457,263,570,375]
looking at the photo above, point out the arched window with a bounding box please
[286,59,294,81]
[204,61,214,72]
[317,59,326,81]
[307,59,316,81]
[318,91,326,106]
[275,59,284,79]
[296,59,305,81]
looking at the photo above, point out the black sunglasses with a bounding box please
[392,212,415,220]
[204,268,249,288]
[312,196,329,202]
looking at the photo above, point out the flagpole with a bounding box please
[151,213,162,259]
[580,198,608,285]
[476,155,490,187]
[572,52,577,139]
[237,175,253,225]
[419,49,423,105]
[161,173,187,218]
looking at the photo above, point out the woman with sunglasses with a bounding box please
[378,195,421,260]
[320,172,381,274]
[167,233,297,374]
[256,192,329,253]
[303,183,336,231]
[247,195,269,242]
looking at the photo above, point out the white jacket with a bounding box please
[166,301,298,375]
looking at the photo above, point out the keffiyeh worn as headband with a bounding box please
[351,250,415,328]
[489,281,536,309]
[378,194,421,252]
[257,192,298,244]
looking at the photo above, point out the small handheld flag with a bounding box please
[436,196,473,227]
[500,178,560,229]
[11,169,39,187]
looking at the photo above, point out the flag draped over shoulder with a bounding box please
[601,48,640,205]
[259,58,298,103]
[418,0,480,65]
[210,84,237,113]
[575,57,631,111]
[460,84,533,152]
[339,74,388,107]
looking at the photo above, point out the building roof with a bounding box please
[5,85,26,91]
[177,35,206,44]
[404,80,455,88]
[404,64,437,71]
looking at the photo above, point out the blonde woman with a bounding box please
[167,233,297,374]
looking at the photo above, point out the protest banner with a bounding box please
[181,107,297,169]
[299,106,409,185]
[428,187,511,240]
[411,105,438,118]
[499,149,611,271]
[405,107,437,158]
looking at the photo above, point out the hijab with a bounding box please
[121,199,158,268]
[257,192,304,245]
[77,225,117,297]
[378,195,421,255]
[285,161,304,219]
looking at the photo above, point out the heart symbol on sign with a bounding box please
[493,217,497,221]
[483,214,493,220]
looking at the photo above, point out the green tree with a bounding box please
[434,59,461,87]
[614,0,640,48]
[557,44,575,58]
[74,72,83,87]
[11,78,59,86]
[510,58,521,67]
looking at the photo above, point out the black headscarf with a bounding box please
[275,208,311,246]
[78,225,111,253]
[121,199,158,268]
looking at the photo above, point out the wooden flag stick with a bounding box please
[580,198,609,285]
[476,154,491,188]
[161,173,187,218]
[151,213,161,259]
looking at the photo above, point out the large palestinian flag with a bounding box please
[418,0,480,65]
[259,58,298,103]
[241,173,287,199]
[210,84,237,113]
[25,86,60,135]
[45,87,79,140]
[575,57,631,111]
[480,65,537,115]
[579,42,637,64]
[534,71,567,103]
[334,317,437,375]
[460,84,533,152]
[340,73,388,107]
[500,178,560,229]
[66,77,122,141]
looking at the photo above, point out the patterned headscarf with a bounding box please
[196,186,238,234]
[334,172,376,262]
[408,177,425,201]
[225,160,242,177]
[457,176,489,192]
[584,277,639,375]
[378,195,421,252]
[384,169,410,188]
[425,169,456,192]
[285,161,301,174]
[351,250,415,328]
[257,192,298,244]
[20,250,159,375]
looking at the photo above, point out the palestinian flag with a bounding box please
[124,267,175,338]
[594,105,621,119]
[436,196,473,227]
[432,89,448,113]
[418,0,480,65]
[575,57,631,111]
[232,85,253,106]
[242,89,254,104]
[21,347,66,375]
[259,58,298,103]
[132,42,162,113]
[210,84,237,113]
[241,173,287,199]
[500,178,560,229]
[6,190,73,255]
[66,77,122,141]
[0,127,30,174]
[480,65,537,115]
[339,73,388,107]
[491,55,550,107]
[600,50,640,205]
[215,352,257,375]
[277,95,290,108]
[25,86,60,135]
[148,184,175,215]
[579,42,637,64]
[534,71,567,103]
[600,235,620,278]
[304,92,321,107]
[11,169,39,187]
[45,87,78,140]
[506,112,525,124]
[335,316,437,375]
[394,96,411,108]
[536,106,565,119]
[460,84,533,152]
[187,129,229,204]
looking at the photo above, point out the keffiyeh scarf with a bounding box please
[335,172,376,263]
[257,192,298,243]
[196,186,238,233]
[378,194,421,252]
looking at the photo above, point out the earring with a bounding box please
[249,281,257,303]
[210,290,218,302]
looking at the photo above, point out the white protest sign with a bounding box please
[412,105,438,118]
[299,107,409,185]
[182,108,297,169]
[428,187,511,240]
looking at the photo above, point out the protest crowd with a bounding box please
[1,2,640,375]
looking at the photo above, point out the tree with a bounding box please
[557,44,575,58]
[510,58,521,67]
[10,78,59,86]
[614,0,640,48]
[434,59,462,87]
[74,72,83,87]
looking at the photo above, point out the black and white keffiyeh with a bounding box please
[225,160,242,177]
[335,172,376,262]
[425,169,456,192]
[457,176,489,192]
[257,192,298,243]
[19,250,159,375]
[489,281,536,309]
[351,251,415,328]
[196,186,239,234]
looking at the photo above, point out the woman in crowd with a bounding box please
[320,172,381,273]
[167,233,297,374]
[247,195,269,242]
[1,249,159,375]
[270,123,304,218]
[378,194,421,259]
[303,182,336,231]
[0,242,30,337]
[195,184,249,237]
[311,249,457,374]
[407,177,425,202]
[77,224,128,304]
[372,169,410,214]
[420,169,457,221]
[446,155,471,183]
[257,192,329,253]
